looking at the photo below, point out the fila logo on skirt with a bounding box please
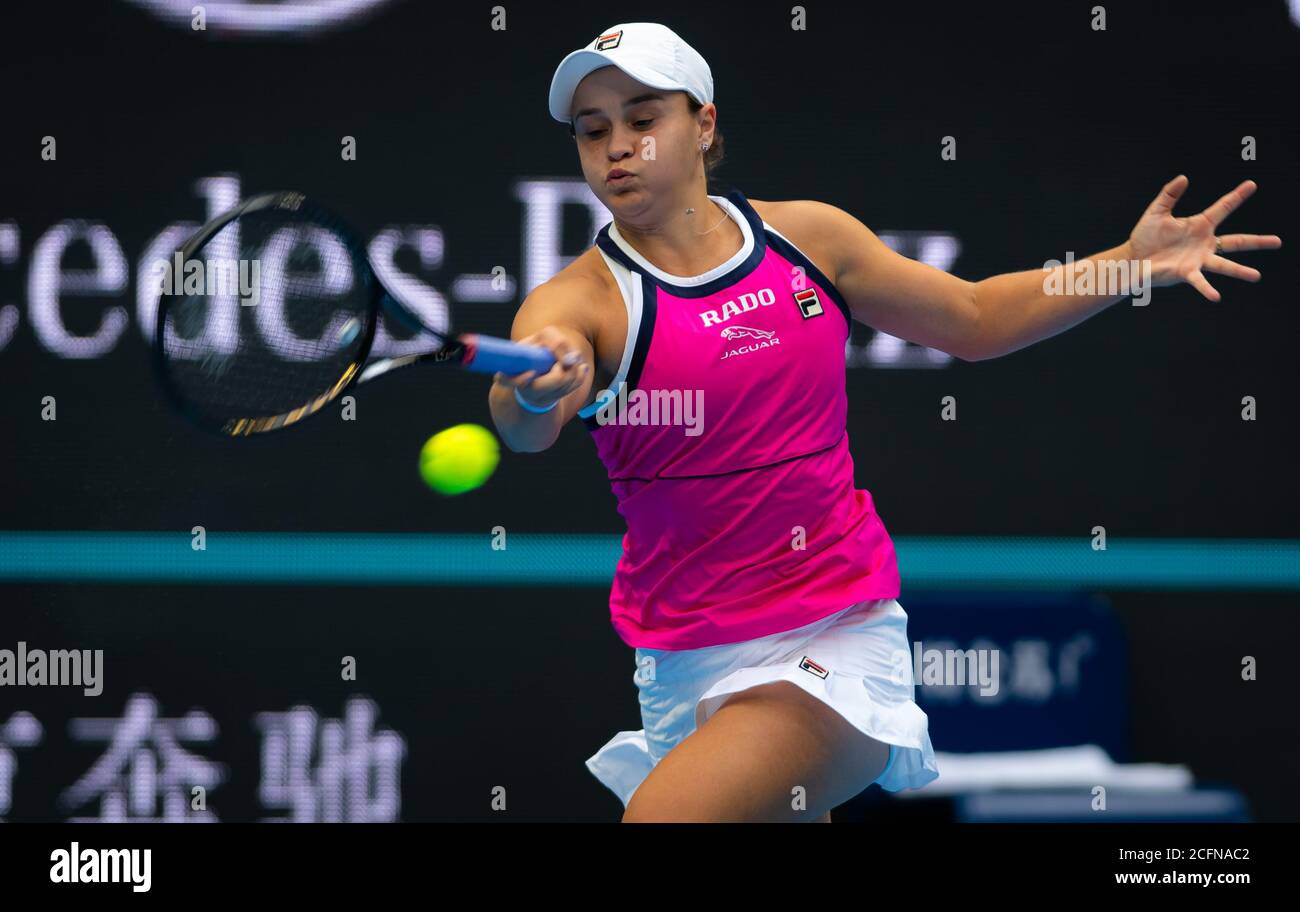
[799,656,829,679]
[794,288,824,319]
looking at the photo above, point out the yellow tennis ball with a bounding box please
[418,423,500,495]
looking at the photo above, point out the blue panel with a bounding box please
[901,591,1131,761]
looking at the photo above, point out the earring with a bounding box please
[700,142,709,151]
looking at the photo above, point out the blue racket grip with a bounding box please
[462,334,556,375]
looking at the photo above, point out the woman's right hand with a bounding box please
[493,325,591,412]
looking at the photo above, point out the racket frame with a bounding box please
[154,191,550,437]
[153,192,437,437]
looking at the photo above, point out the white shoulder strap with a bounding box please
[578,249,644,419]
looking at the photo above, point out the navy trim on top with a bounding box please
[592,186,767,299]
[762,226,854,334]
[623,272,657,394]
[582,271,658,432]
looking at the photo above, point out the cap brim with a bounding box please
[548,49,683,123]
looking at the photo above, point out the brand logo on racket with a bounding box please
[277,192,306,210]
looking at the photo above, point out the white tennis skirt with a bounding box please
[586,597,940,807]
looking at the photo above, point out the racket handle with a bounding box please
[461,334,556,375]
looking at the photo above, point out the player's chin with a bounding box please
[598,175,651,199]
[599,184,639,202]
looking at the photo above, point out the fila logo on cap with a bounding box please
[799,656,829,679]
[794,288,824,319]
[594,30,623,50]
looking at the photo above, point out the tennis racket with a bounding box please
[153,191,554,436]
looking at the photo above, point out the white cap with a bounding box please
[548,23,713,124]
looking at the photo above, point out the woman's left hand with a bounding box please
[1128,175,1282,301]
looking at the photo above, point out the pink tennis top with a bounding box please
[578,187,900,650]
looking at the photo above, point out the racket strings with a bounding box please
[159,208,374,432]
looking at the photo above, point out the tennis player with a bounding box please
[488,22,1280,822]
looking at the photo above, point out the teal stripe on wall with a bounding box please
[1,533,1298,589]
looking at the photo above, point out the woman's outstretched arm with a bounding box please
[806,176,1281,362]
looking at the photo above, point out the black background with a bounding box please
[0,0,1294,535]
[0,1,1297,823]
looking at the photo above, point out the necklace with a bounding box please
[686,202,730,236]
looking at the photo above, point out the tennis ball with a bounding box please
[418,423,500,495]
